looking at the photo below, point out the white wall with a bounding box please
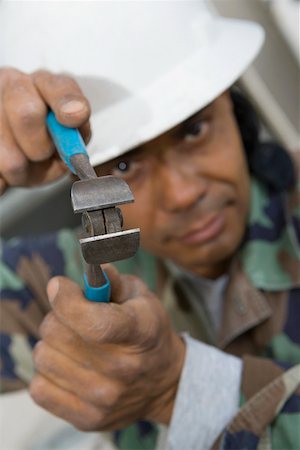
[211,0,300,149]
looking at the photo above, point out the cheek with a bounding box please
[223,199,249,248]
[208,119,251,215]
[212,121,248,182]
[211,133,251,243]
[224,143,251,220]
[214,96,251,180]
[120,203,140,229]
[120,200,154,246]
[121,193,167,257]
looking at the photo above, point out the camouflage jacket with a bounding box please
[1,171,300,450]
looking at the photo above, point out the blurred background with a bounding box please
[0,0,299,239]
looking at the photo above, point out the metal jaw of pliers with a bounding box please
[71,174,140,301]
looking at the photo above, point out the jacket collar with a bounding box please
[219,177,299,348]
[218,258,272,349]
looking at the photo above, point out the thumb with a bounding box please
[46,276,136,344]
[47,275,83,306]
[47,276,106,338]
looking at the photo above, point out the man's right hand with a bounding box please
[0,68,91,194]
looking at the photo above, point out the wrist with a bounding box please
[146,334,186,425]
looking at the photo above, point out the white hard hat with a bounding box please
[0,1,264,166]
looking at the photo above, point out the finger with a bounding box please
[103,265,169,348]
[0,177,7,195]
[33,71,91,128]
[33,340,122,410]
[3,71,55,161]
[29,373,104,432]
[78,121,92,145]
[26,155,68,186]
[0,74,67,186]
[103,264,150,305]
[39,312,144,384]
[102,264,124,303]
[47,276,137,344]
[39,311,88,362]
[0,108,29,186]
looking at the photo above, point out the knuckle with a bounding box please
[34,71,88,106]
[95,383,122,409]
[53,73,76,87]
[33,69,51,79]
[32,340,41,359]
[145,317,163,348]
[39,312,77,348]
[88,384,105,406]
[32,341,46,366]
[7,68,27,80]
[0,67,22,86]
[39,312,56,340]
[112,354,143,383]
[123,356,144,382]
[3,155,28,177]
[103,385,122,409]
[15,100,46,130]
[75,410,105,432]
[29,376,47,406]
[53,74,86,99]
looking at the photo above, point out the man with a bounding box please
[0,2,299,450]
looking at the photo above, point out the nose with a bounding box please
[154,159,208,213]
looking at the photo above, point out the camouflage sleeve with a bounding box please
[220,152,300,449]
[215,358,300,450]
[0,229,83,392]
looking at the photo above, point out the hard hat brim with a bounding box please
[86,17,264,166]
[1,1,264,166]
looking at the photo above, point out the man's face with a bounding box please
[98,92,250,278]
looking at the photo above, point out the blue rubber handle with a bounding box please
[46,111,88,174]
[84,272,111,302]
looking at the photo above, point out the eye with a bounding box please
[117,161,129,172]
[112,158,141,181]
[184,120,209,143]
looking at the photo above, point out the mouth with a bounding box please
[177,211,225,246]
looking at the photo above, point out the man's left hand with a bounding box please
[30,266,185,431]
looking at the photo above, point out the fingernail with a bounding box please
[61,100,86,115]
[47,278,59,303]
